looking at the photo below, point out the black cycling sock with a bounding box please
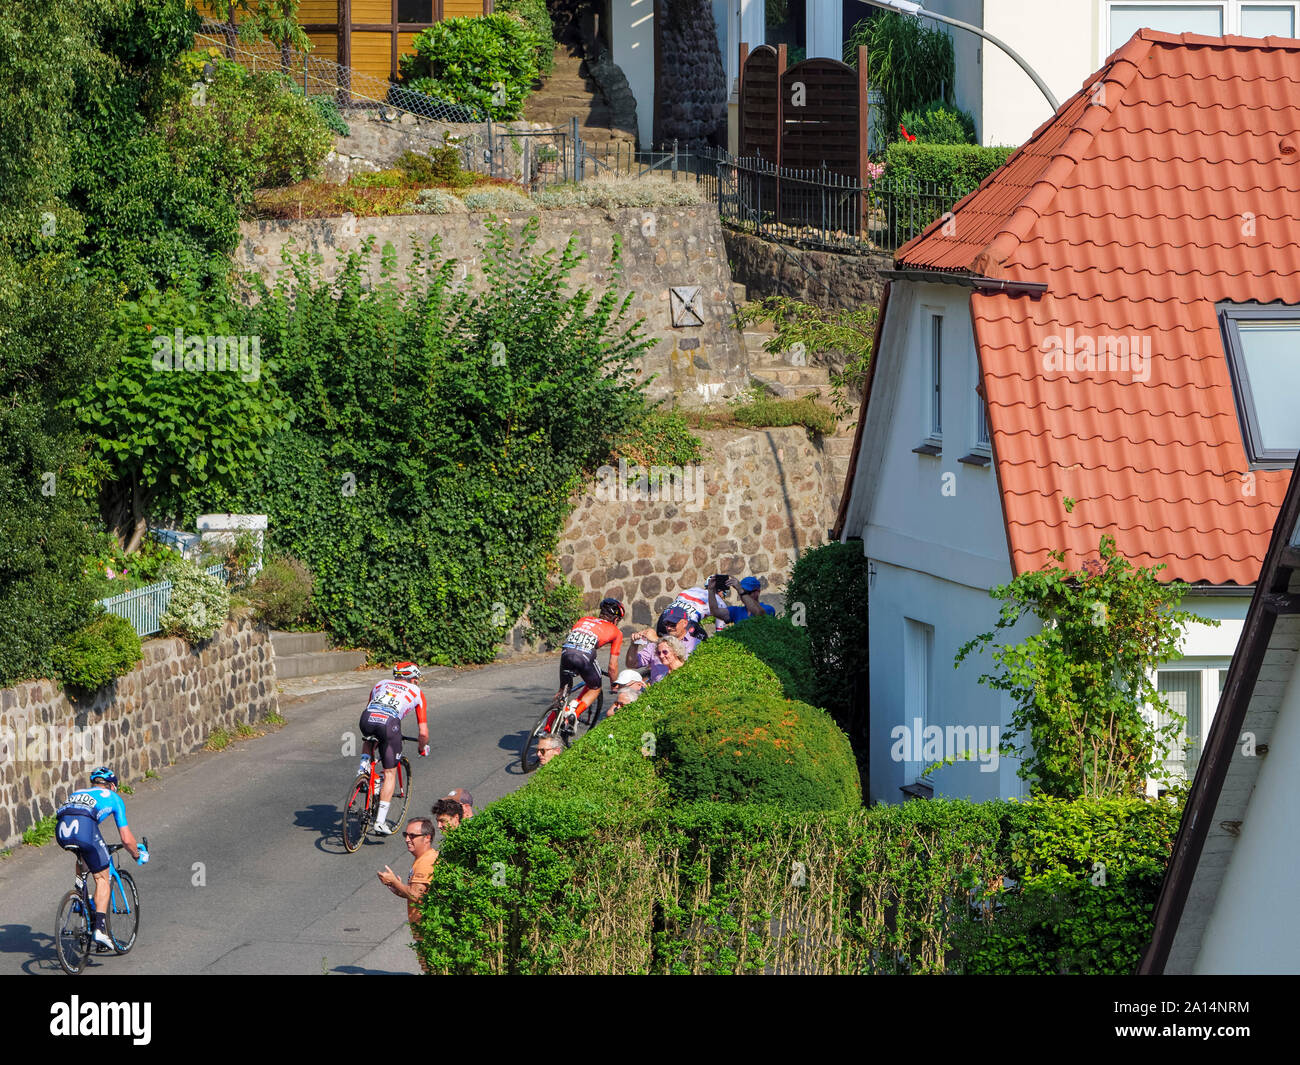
[94,912,106,932]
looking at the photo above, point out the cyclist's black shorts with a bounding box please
[55,811,111,873]
[559,649,603,694]
[359,711,403,770]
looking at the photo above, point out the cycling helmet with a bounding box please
[393,661,423,682]
[89,766,118,787]
[598,597,625,622]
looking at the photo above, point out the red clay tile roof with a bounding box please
[897,30,1297,584]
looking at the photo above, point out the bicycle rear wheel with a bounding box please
[55,890,90,975]
[389,757,412,829]
[582,690,605,731]
[521,705,559,772]
[341,776,370,853]
[108,870,140,954]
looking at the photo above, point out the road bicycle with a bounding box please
[55,838,146,975]
[520,676,605,772]
[341,734,418,853]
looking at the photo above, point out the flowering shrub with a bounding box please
[159,558,229,643]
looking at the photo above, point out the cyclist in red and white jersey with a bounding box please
[359,662,430,836]
[557,597,625,729]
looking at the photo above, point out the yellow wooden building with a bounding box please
[197,2,491,83]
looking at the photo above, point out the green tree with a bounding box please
[207,0,311,51]
[72,286,290,551]
[734,296,877,424]
[955,536,1212,799]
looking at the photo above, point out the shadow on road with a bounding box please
[0,923,90,975]
[295,803,353,854]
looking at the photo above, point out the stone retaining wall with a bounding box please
[0,621,277,849]
[724,228,893,312]
[238,207,747,406]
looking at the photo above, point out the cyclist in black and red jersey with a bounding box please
[556,597,625,730]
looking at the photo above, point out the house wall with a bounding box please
[610,0,658,147]
[927,0,985,142]
[1193,642,1300,973]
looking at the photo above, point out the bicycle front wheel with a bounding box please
[108,870,140,954]
[390,757,412,829]
[55,890,90,975]
[521,705,558,773]
[583,690,605,731]
[341,776,370,853]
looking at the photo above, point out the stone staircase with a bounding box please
[271,630,367,679]
[732,281,858,507]
[523,41,638,152]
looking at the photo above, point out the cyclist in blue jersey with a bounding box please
[55,767,147,950]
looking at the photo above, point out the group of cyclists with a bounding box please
[51,572,773,946]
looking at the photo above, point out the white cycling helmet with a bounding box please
[393,661,422,681]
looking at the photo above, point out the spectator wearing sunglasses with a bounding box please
[653,636,687,679]
[377,817,437,972]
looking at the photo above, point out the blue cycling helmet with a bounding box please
[89,766,118,787]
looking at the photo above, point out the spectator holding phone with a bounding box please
[709,574,775,626]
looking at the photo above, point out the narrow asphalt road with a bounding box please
[0,656,559,975]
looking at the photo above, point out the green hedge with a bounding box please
[898,99,977,144]
[400,14,541,121]
[876,142,1017,247]
[715,613,816,705]
[784,541,868,726]
[51,613,143,694]
[417,792,1178,974]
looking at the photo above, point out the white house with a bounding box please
[833,30,1300,804]
[924,0,1300,147]
[1142,453,1300,975]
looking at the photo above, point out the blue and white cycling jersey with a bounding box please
[57,787,129,829]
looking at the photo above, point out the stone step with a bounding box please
[749,373,827,401]
[274,649,369,679]
[270,630,330,655]
[753,365,830,386]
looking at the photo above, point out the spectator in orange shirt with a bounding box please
[377,817,437,973]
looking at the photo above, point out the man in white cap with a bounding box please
[606,669,649,716]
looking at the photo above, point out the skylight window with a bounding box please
[1218,304,1300,466]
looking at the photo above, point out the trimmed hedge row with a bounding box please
[416,620,1179,974]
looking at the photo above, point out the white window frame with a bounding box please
[972,348,991,456]
[1150,659,1230,790]
[903,618,935,785]
[923,310,942,447]
[1102,1,1300,65]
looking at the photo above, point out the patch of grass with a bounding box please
[118,783,134,796]
[236,722,257,738]
[144,769,159,780]
[205,727,232,752]
[1,847,12,859]
[612,407,704,467]
[265,711,285,726]
[685,390,839,436]
[22,814,57,847]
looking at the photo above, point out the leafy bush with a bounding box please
[956,535,1209,799]
[158,557,229,643]
[51,613,143,694]
[158,57,335,199]
[612,408,703,467]
[306,93,349,137]
[216,221,655,665]
[249,556,315,627]
[715,614,816,705]
[350,169,405,189]
[524,576,585,646]
[845,12,956,146]
[496,0,555,77]
[785,541,869,727]
[400,14,542,121]
[898,99,977,144]
[396,147,472,188]
[412,189,467,215]
[460,187,536,212]
[533,178,705,209]
[657,691,860,810]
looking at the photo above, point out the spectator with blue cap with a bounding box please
[708,574,776,626]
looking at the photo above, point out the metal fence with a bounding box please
[98,564,230,638]
[194,20,494,172]
[714,153,960,254]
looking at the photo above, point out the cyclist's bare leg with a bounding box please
[379,765,397,803]
[92,867,111,914]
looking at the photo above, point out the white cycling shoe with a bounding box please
[93,928,114,950]
[373,820,395,836]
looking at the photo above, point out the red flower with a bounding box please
[900,123,917,142]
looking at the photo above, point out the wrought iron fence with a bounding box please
[98,564,230,638]
[714,154,959,254]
